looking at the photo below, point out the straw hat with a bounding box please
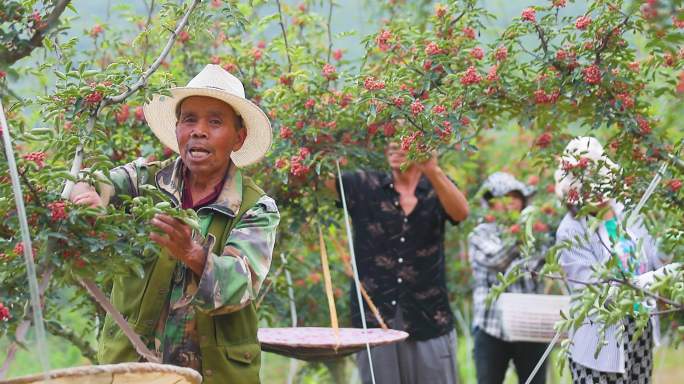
[143,64,272,167]
[554,136,618,201]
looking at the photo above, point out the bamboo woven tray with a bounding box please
[258,327,409,362]
[0,363,202,384]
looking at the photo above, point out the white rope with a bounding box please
[336,160,376,384]
[626,162,668,228]
[524,330,561,384]
[0,101,51,381]
[280,253,299,384]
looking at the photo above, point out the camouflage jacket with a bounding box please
[97,157,279,384]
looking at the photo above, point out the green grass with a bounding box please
[3,321,682,383]
[259,337,683,384]
[0,306,95,378]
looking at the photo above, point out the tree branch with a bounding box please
[61,0,200,198]
[529,270,684,313]
[533,23,550,58]
[275,0,293,73]
[326,0,334,63]
[0,0,71,66]
[45,320,97,362]
[80,279,159,363]
[594,14,631,65]
[105,0,200,105]
[19,169,44,208]
[141,0,157,69]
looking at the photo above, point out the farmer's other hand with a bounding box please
[70,182,104,208]
[416,152,440,176]
[150,214,206,276]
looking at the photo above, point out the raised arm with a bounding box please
[418,155,469,222]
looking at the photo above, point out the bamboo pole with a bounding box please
[0,101,51,380]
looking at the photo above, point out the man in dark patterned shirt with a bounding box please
[326,143,469,384]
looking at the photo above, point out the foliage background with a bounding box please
[1,0,684,383]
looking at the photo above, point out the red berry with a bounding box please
[521,8,536,23]
[535,132,552,148]
[494,46,508,61]
[460,66,482,86]
[304,99,315,109]
[533,221,549,233]
[116,104,130,124]
[22,151,47,168]
[89,24,104,38]
[364,77,385,90]
[583,64,601,85]
[47,201,68,222]
[462,27,476,39]
[178,30,190,43]
[425,42,442,56]
[135,106,145,122]
[376,30,392,52]
[470,47,484,60]
[84,91,103,106]
[280,126,293,139]
[575,16,591,30]
[322,63,337,79]
[410,100,425,115]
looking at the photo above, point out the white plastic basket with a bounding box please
[499,293,570,343]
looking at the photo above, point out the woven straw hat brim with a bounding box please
[143,87,272,167]
[0,362,202,384]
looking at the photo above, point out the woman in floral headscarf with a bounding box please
[554,136,667,384]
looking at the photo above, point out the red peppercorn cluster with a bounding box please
[0,303,10,321]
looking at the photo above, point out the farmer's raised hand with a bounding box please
[150,213,206,276]
[70,182,105,208]
[416,152,440,176]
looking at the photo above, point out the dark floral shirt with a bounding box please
[338,170,458,341]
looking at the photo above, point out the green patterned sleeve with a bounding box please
[98,158,147,205]
[191,195,280,315]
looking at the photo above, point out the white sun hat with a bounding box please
[554,136,619,201]
[143,64,272,167]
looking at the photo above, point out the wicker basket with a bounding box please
[499,293,570,343]
[0,363,202,384]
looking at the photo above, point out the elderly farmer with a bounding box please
[327,143,469,384]
[469,172,547,384]
[69,64,279,384]
[554,136,667,384]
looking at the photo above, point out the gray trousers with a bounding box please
[356,307,459,384]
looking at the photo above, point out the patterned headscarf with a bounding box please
[480,172,536,208]
[554,136,619,204]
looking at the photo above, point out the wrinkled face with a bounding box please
[176,96,246,178]
[489,191,525,213]
[385,142,408,171]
